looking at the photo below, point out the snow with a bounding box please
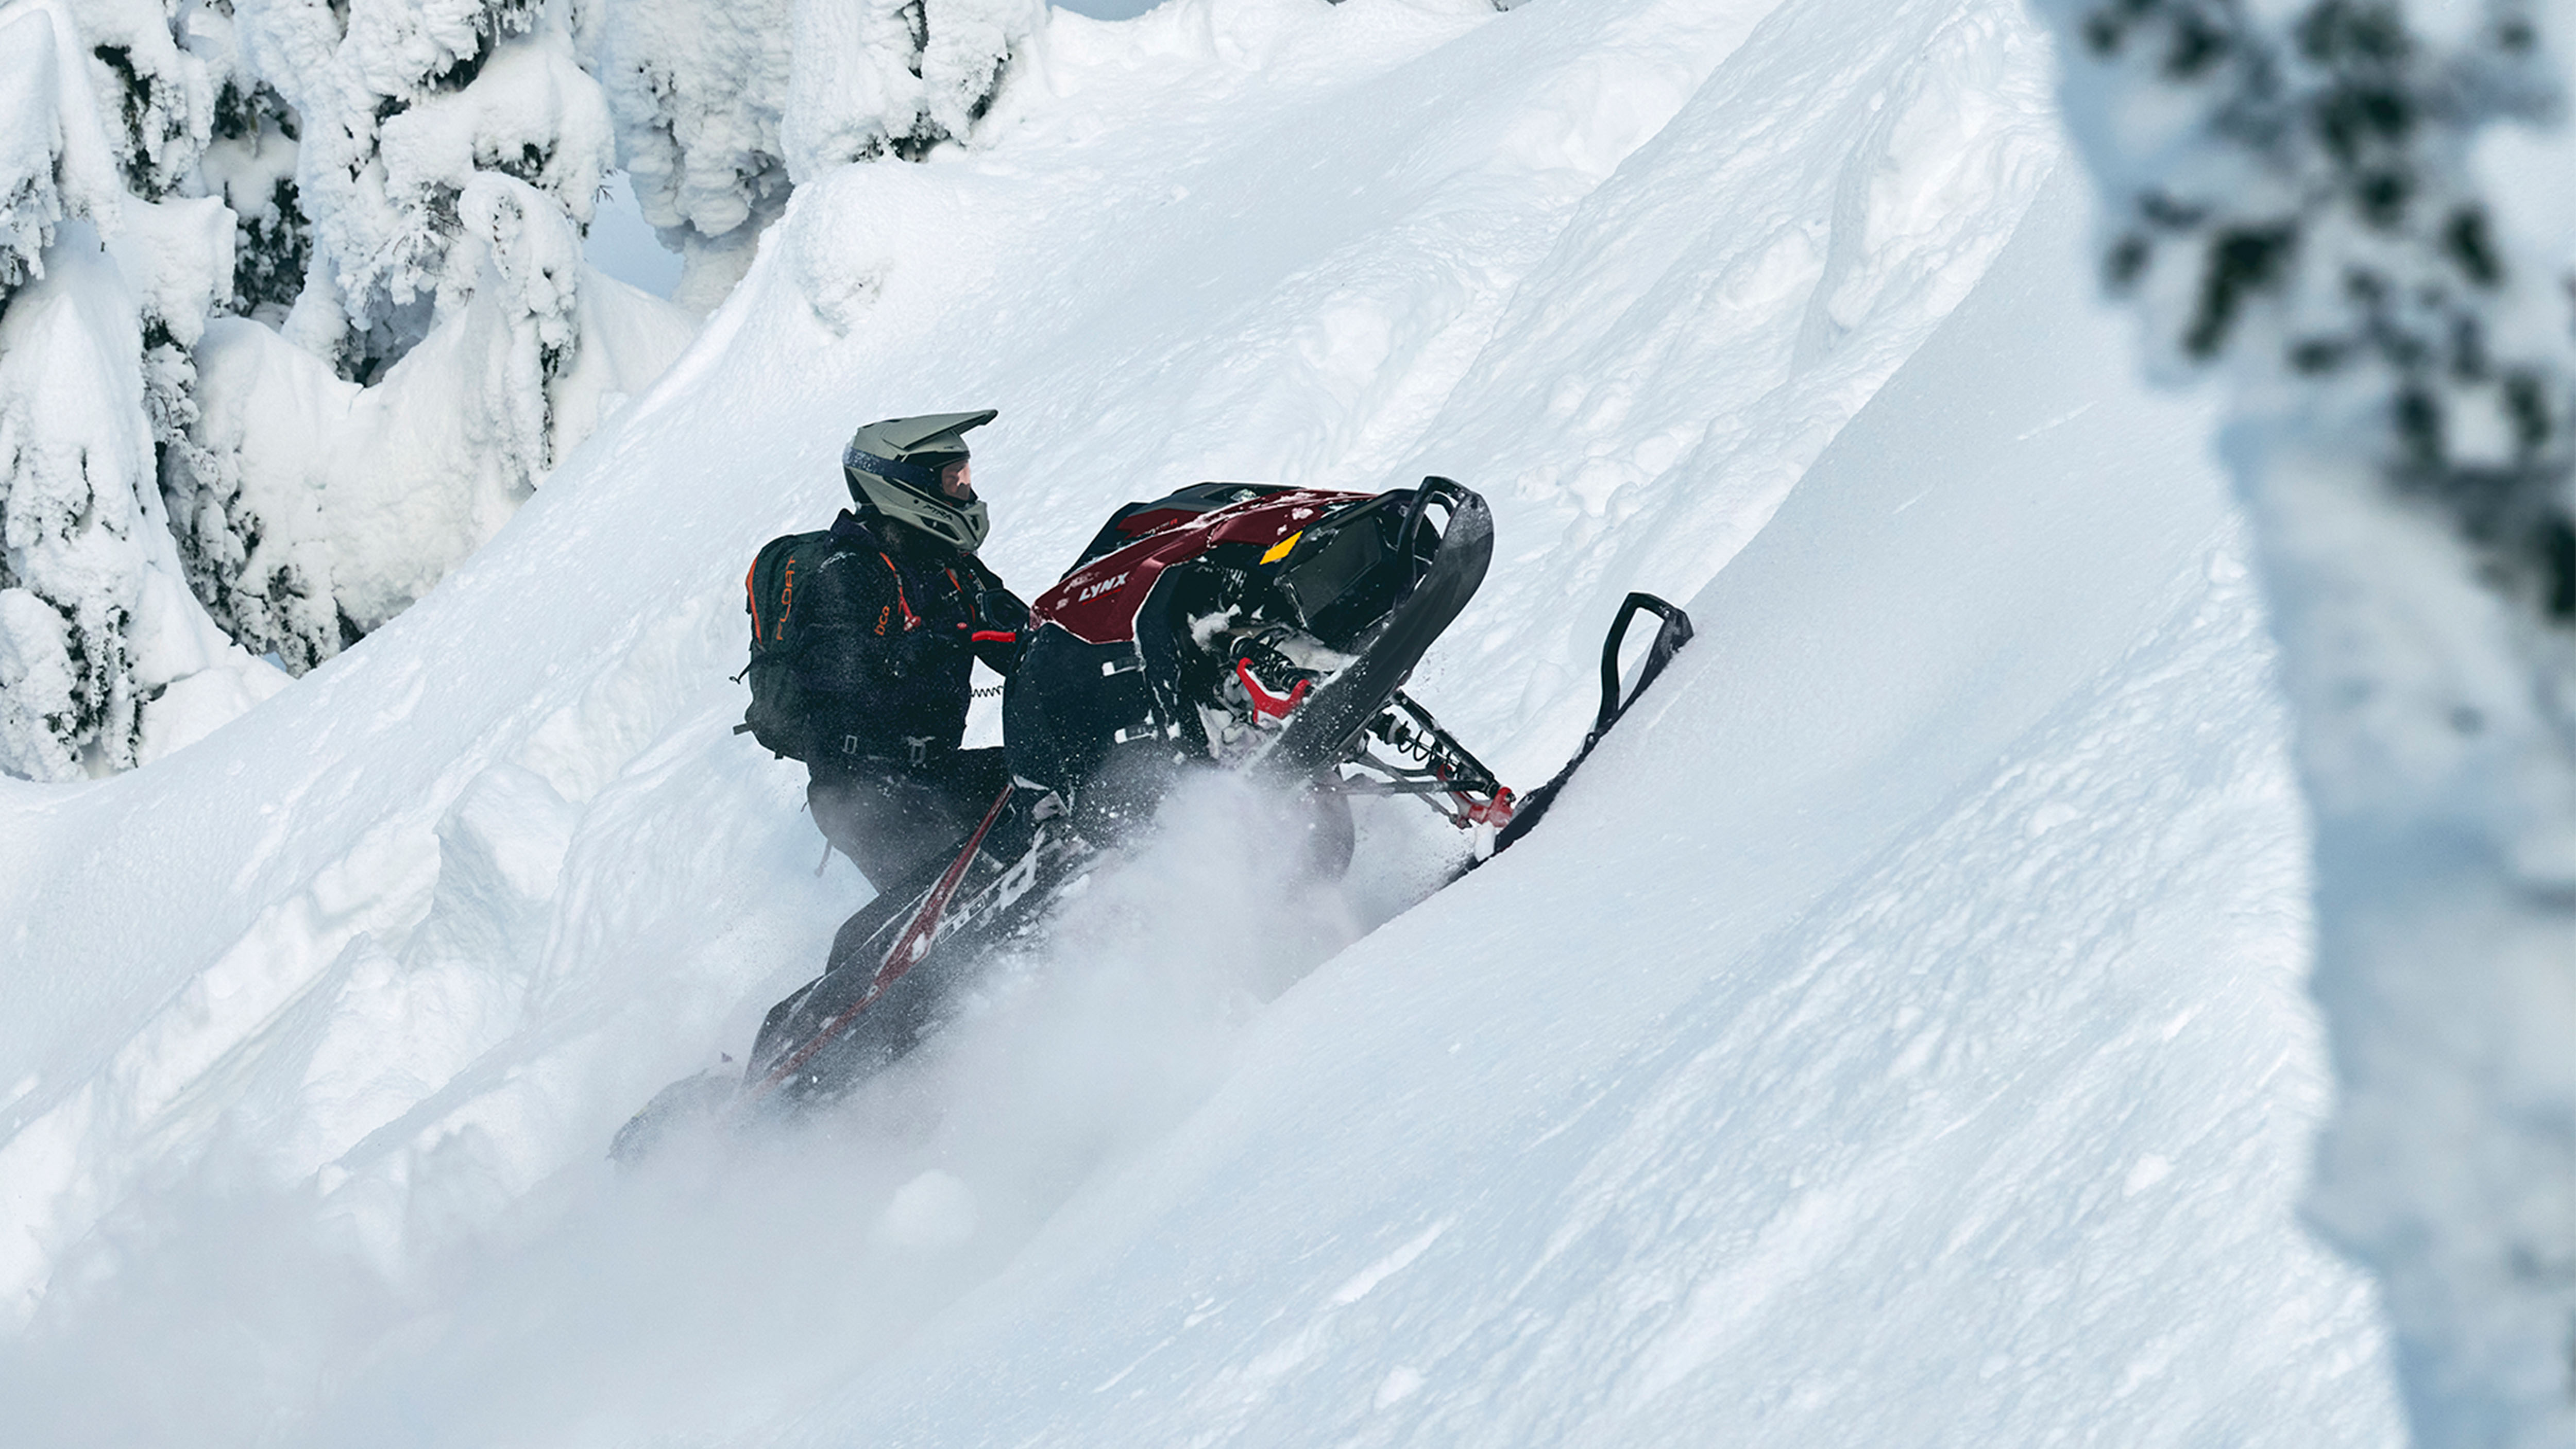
[2028,0,2576,1440]
[0,0,698,773]
[174,246,698,671]
[1054,0,1165,18]
[0,9,85,293]
[583,0,1037,309]
[0,0,2406,1444]
[810,166,2391,1449]
[0,216,283,781]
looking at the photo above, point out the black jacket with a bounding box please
[796,510,1028,771]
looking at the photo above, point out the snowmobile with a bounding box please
[612,476,1689,1160]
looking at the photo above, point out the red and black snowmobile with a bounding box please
[613,477,1688,1157]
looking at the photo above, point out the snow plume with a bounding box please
[583,0,1040,309]
[0,773,1358,1448]
[2027,0,2576,1443]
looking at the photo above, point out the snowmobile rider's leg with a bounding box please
[808,746,1009,891]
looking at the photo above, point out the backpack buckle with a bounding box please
[905,736,932,768]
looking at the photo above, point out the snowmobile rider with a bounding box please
[796,410,1029,890]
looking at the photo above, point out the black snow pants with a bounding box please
[807,747,1010,893]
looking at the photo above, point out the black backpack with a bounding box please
[737,529,850,760]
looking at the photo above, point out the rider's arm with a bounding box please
[964,567,1031,675]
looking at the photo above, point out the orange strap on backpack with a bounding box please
[880,553,920,630]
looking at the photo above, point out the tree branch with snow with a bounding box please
[0,0,278,779]
[2025,0,2576,1441]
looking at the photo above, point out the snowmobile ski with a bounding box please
[1482,591,1693,857]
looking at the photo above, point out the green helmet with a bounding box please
[842,409,998,551]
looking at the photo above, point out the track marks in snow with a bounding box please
[0,812,442,1323]
[1187,1216,1458,1435]
[1332,1218,1450,1306]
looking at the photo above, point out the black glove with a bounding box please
[967,584,1031,675]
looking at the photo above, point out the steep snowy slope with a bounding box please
[0,0,2397,1444]
[738,173,2400,1449]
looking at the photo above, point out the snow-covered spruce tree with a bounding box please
[2026,0,2575,1442]
[230,0,609,383]
[0,0,282,781]
[189,2,313,325]
[63,0,287,488]
[580,0,1038,310]
[5,0,1020,770]
[164,0,638,672]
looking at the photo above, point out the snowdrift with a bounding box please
[0,0,2398,1444]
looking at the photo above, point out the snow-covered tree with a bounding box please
[581,0,1039,308]
[161,0,693,673]
[229,0,612,381]
[173,158,692,672]
[159,0,1037,671]
[2026,0,2576,1443]
[0,0,282,781]
[53,0,227,463]
[3,0,1028,775]
[62,0,213,203]
[190,2,313,324]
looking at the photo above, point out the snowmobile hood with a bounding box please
[1032,488,1363,646]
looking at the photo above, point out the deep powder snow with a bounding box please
[0,1,2400,1445]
